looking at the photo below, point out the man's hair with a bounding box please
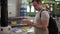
[32,0,42,4]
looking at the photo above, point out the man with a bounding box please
[23,0,49,34]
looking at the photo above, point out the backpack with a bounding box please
[40,9,58,34]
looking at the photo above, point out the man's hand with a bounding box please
[22,20,34,26]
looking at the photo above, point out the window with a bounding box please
[27,5,30,12]
[55,0,60,1]
[36,11,38,12]
[31,6,35,12]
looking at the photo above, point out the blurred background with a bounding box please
[0,0,60,34]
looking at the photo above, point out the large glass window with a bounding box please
[27,5,30,12]
[31,6,35,12]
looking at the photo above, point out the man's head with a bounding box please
[32,0,42,11]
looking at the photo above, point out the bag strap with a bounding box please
[40,9,45,18]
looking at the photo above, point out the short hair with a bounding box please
[46,4,50,10]
[32,0,42,4]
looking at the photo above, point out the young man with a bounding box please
[22,0,49,34]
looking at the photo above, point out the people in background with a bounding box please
[46,4,50,13]
[22,0,49,34]
[46,4,55,17]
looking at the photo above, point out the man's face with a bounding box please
[32,1,40,11]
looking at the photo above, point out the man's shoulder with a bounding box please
[41,10,49,17]
[42,10,48,14]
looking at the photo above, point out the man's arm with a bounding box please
[32,19,49,30]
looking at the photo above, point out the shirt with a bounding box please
[34,10,49,34]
